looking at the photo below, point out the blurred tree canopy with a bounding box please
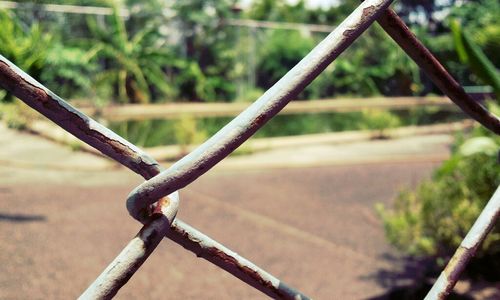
[0,0,498,103]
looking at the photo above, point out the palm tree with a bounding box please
[85,5,175,103]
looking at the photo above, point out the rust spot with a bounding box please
[153,196,170,214]
[168,223,311,299]
[443,246,472,281]
[203,247,309,299]
[205,246,277,292]
[361,5,376,19]
[343,29,356,37]
[252,113,267,128]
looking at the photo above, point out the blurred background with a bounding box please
[0,0,499,299]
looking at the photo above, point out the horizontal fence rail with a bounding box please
[0,0,499,299]
[77,96,456,121]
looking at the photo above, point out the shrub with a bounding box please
[0,11,51,102]
[0,100,39,130]
[377,124,500,278]
[173,115,208,154]
[358,109,401,138]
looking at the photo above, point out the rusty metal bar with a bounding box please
[2,1,496,299]
[79,193,179,300]
[168,219,310,300]
[0,55,310,298]
[0,54,161,222]
[125,0,395,216]
[0,56,160,181]
[424,185,500,300]
[376,9,500,135]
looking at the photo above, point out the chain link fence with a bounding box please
[0,0,499,299]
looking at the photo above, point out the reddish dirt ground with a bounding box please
[0,161,440,299]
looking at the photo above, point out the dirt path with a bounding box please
[0,162,441,299]
[0,124,448,299]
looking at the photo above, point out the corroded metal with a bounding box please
[1,0,499,298]
[425,186,500,300]
[0,55,310,298]
[168,220,310,300]
[377,9,500,134]
[79,193,179,300]
[0,55,160,181]
[126,0,395,217]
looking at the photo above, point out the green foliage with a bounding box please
[329,26,421,97]
[0,10,51,102]
[84,5,175,103]
[0,0,497,104]
[358,109,401,138]
[172,0,238,102]
[41,44,97,99]
[378,120,500,273]
[0,10,98,102]
[173,115,207,153]
[442,0,500,90]
[173,61,220,102]
[450,19,500,100]
[256,30,314,90]
[0,100,39,129]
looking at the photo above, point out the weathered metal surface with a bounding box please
[0,56,310,298]
[79,193,179,300]
[424,186,500,300]
[168,220,310,300]
[1,1,499,299]
[0,55,161,181]
[376,9,500,134]
[125,0,395,217]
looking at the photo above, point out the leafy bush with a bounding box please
[358,109,401,138]
[450,19,500,99]
[256,30,315,90]
[377,122,500,277]
[0,10,97,103]
[173,115,207,154]
[0,10,51,102]
[0,100,39,129]
[41,44,97,100]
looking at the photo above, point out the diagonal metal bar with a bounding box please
[0,56,160,181]
[0,54,161,222]
[425,185,500,300]
[168,219,310,300]
[376,8,500,134]
[125,0,395,217]
[0,55,310,299]
[79,194,179,300]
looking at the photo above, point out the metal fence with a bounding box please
[0,1,499,299]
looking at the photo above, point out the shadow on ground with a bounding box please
[0,212,46,222]
[364,252,500,300]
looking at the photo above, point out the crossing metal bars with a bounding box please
[0,0,499,299]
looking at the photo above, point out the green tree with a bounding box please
[0,10,51,93]
[85,5,175,103]
[171,0,238,102]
